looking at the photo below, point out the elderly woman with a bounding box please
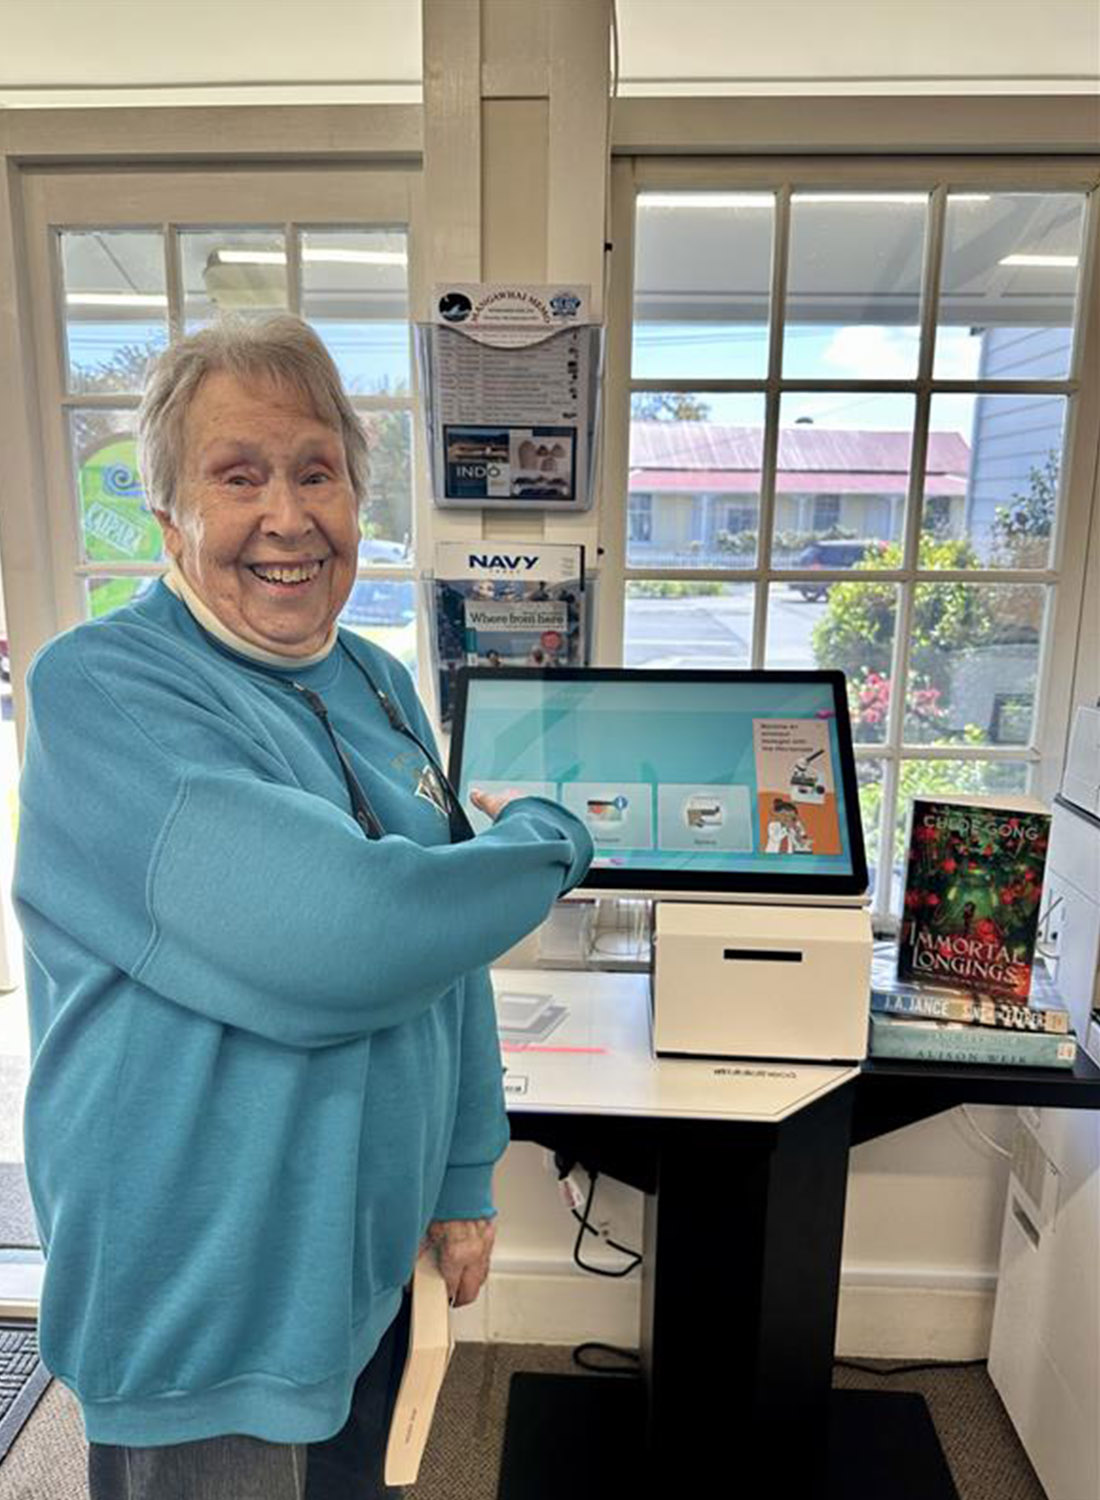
[13,315,592,1500]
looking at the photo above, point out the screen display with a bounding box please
[449,669,868,897]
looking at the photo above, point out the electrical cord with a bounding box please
[564,1156,642,1376]
[569,1162,643,1277]
[835,1357,988,1375]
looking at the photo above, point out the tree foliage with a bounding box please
[812,535,993,743]
[631,392,712,422]
[991,448,1060,568]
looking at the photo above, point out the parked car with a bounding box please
[794,539,887,600]
[342,537,416,627]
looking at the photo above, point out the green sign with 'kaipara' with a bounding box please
[79,438,163,563]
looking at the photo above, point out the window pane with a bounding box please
[935,193,1086,381]
[904,584,1046,746]
[765,581,898,746]
[180,229,287,328]
[301,228,410,394]
[339,582,417,673]
[623,582,753,668]
[61,230,168,395]
[856,759,884,894]
[360,410,413,556]
[921,393,1066,569]
[783,194,927,379]
[891,758,1030,913]
[84,575,160,620]
[69,412,164,565]
[633,192,774,380]
[628,393,765,568]
[775,395,914,563]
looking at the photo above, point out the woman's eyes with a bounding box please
[221,471,332,488]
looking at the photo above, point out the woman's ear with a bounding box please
[153,508,182,563]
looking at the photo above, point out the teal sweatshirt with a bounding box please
[13,582,592,1446]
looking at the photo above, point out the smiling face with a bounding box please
[156,371,361,657]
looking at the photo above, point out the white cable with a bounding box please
[958,1104,1013,1161]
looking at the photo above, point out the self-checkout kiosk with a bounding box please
[450,666,873,1064]
[987,706,1100,1500]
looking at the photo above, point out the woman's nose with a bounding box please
[261,475,315,535]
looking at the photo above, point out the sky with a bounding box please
[630,321,985,435]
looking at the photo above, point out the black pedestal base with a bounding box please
[496,1374,647,1498]
[829,1389,960,1499]
[496,1376,960,1500]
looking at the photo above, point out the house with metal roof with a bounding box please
[627,422,970,566]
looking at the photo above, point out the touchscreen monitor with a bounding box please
[449,668,869,899]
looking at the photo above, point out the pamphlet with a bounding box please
[431,541,588,727]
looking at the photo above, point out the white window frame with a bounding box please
[16,161,433,700]
[599,154,1100,920]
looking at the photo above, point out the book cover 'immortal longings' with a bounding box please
[897,796,1051,1001]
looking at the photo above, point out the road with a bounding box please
[624,582,830,668]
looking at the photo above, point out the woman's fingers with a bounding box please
[470,787,526,821]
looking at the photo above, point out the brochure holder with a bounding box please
[651,901,872,1063]
[415,283,603,512]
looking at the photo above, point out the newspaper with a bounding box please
[431,541,588,727]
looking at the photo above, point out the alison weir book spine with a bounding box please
[869,1014,1076,1068]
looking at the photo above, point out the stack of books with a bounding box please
[869,942,1077,1068]
[870,794,1077,1069]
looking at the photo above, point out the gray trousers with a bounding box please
[87,1288,412,1500]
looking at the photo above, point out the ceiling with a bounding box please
[1,0,1096,105]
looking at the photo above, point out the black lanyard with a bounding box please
[290,641,474,845]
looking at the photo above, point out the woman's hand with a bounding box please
[470,787,527,821]
[419,1217,497,1307]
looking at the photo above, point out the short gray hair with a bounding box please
[137,314,370,519]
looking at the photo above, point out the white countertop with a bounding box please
[492,967,858,1122]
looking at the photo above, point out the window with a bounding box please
[629,492,653,544]
[812,495,841,533]
[722,503,756,534]
[614,166,1099,919]
[24,170,420,677]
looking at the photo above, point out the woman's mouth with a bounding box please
[247,560,325,591]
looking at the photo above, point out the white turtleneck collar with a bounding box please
[162,562,339,670]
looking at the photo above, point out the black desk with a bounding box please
[497,1036,1100,1499]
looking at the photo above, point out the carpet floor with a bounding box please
[0,1345,1047,1500]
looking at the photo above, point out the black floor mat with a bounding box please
[0,1322,50,1463]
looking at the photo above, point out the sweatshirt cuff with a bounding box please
[497,797,595,893]
[432,1162,499,1224]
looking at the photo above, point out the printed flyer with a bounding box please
[431,541,588,727]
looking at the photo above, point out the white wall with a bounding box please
[0,0,422,105]
[616,0,1100,93]
[3,0,1098,108]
